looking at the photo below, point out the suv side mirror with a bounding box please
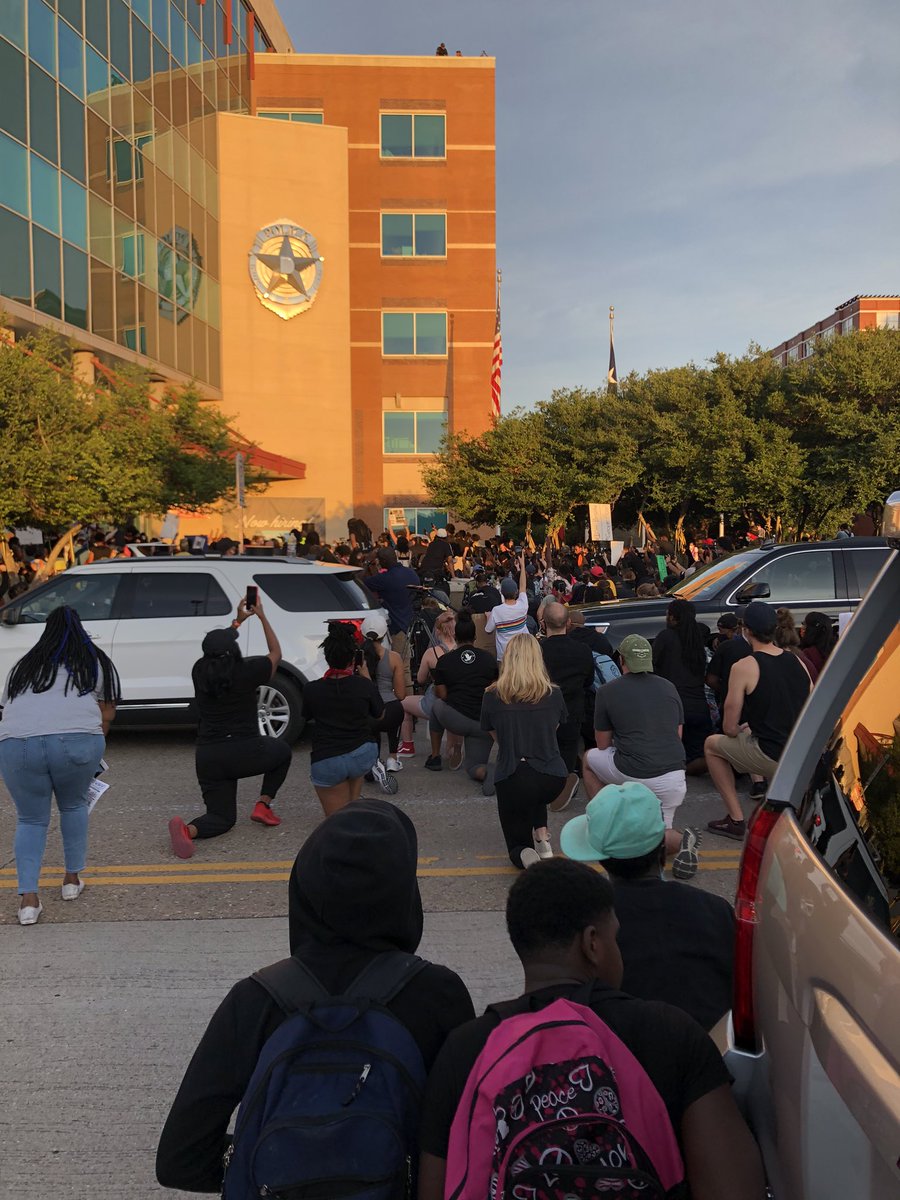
[735,581,771,604]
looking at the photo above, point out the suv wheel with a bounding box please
[257,674,304,741]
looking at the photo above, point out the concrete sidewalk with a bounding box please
[1,913,521,1200]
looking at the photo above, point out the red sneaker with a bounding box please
[397,741,416,758]
[252,801,281,827]
[168,816,195,859]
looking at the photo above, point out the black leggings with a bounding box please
[495,761,565,868]
[193,736,292,839]
[370,698,404,755]
[556,717,582,773]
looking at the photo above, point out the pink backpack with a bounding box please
[446,996,686,1200]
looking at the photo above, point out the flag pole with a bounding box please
[490,267,503,422]
[607,305,618,392]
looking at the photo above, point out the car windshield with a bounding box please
[670,550,763,602]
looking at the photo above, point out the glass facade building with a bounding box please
[0,0,276,389]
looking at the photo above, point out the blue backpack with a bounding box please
[223,951,428,1200]
[593,651,621,690]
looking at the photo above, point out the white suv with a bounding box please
[0,557,377,740]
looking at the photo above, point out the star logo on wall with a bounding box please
[248,222,324,319]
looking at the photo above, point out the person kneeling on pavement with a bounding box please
[428,611,498,792]
[416,858,764,1200]
[156,800,475,1195]
[561,781,734,1031]
[582,633,700,879]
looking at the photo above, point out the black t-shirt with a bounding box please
[465,584,502,614]
[301,674,384,762]
[432,645,497,720]
[707,635,752,703]
[192,655,272,744]
[480,686,568,782]
[419,980,731,1159]
[540,634,594,723]
[651,627,708,717]
[418,537,453,574]
[611,876,735,1031]
[156,948,476,1193]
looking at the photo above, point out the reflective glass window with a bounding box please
[28,0,56,75]
[89,256,115,340]
[416,412,447,454]
[169,7,185,64]
[258,110,290,121]
[380,114,412,158]
[85,42,109,105]
[63,241,88,327]
[0,0,26,51]
[84,0,107,55]
[0,41,27,143]
[32,224,62,316]
[152,0,168,44]
[383,412,416,455]
[381,213,413,256]
[0,206,31,302]
[132,0,150,25]
[61,174,87,249]
[0,132,29,217]
[131,14,150,82]
[30,152,59,233]
[382,312,415,356]
[29,63,58,163]
[58,0,82,34]
[59,90,85,182]
[414,114,445,157]
[88,192,113,264]
[292,112,323,124]
[108,0,129,79]
[415,214,446,256]
[415,312,448,355]
[58,16,84,96]
[187,27,201,65]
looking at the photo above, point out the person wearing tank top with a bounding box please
[704,601,810,841]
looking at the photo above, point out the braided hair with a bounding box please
[6,605,121,702]
[321,621,358,670]
[666,598,707,677]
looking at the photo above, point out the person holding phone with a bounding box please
[167,594,291,858]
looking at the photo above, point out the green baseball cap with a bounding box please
[617,634,653,673]
[560,782,665,862]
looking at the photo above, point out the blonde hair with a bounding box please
[491,634,554,705]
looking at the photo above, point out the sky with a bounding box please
[277,0,900,410]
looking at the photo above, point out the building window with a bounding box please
[787,345,799,361]
[380,113,446,159]
[257,110,324,124]
[841,316,854,334]
[383,411,447,455]
[108,134,153,184]
[876,312,900,330]
[382,312,447,356]
[383,507,449,536]
[381,212,446,257]
[122,325,147,354]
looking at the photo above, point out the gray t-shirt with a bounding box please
[481,685,568,783]
[593,673,685,778]
[0,670,105,740]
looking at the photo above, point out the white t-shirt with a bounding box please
[0,671,105,740]
[484,593,530,660]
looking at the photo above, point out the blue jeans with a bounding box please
[0,734,105,893]
[310,741,378,788]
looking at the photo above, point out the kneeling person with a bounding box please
[429,612,498,790]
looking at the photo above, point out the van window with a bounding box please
[801,621,900,943]
[743,550,836,604]
[125,573,232,619]
[254,573,369,613]
[843,547,890,600]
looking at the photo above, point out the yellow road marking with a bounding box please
[0,856,439,877]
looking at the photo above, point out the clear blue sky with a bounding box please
[278,0,900,410]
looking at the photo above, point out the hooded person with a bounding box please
[156,800,475,1194]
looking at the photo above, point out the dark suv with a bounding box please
[580,537,891,646]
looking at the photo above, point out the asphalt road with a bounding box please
[0,727,753,1199]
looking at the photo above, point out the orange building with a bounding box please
[771,295,900,365]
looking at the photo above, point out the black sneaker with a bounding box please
[425,755,442,771]
[707,815,746,841]
[749,781,767,800]
[672,828,701,880]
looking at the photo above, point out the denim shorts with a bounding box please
[310,741,379,788]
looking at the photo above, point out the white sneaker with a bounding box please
[18,902,43,926]
[370,758,399,795]
[385,756,403,772]
[534,837,553,860]
[520,848,541,869]
[61,881,85,901]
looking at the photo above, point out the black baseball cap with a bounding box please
[742,600,777,635]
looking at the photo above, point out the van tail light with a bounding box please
[732,804,781,1051]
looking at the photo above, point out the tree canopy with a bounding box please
[0,328,246,529]
[424,329,900,538]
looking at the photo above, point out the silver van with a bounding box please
[715,493,900,1198]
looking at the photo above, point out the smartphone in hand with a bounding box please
[245,585,258,609]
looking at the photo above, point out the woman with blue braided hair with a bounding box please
[0,605,120,925]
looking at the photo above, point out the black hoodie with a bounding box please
[156,803,475,1193]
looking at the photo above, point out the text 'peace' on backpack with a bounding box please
[446,995,686,1200]
[223,951,427,1200]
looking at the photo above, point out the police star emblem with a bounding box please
[248,222,324,319]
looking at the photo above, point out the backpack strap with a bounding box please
[252,956,331,1014]
[343,950,427,1005]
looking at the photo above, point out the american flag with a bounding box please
[491,273,502,420]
